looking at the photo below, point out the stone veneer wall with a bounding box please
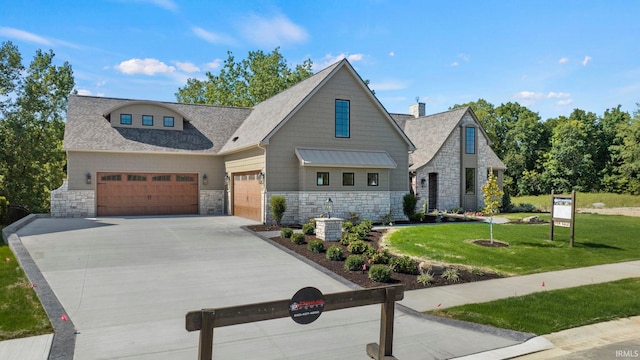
[199,190,224,215]
[50,179,95,218]
[264,191,407,225]
[415,132,461,212]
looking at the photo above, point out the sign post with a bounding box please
[549,190,576,247]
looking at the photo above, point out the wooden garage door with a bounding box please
[97,172,198,216]
[233,171,262,221]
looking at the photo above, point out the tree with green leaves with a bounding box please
[481,169,503,244]
[0,41,74,212]
[605,103,640,194]
[176,48,313,107]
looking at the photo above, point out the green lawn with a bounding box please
[512,193,640,211]
[429,278,640,335]
[386,213,640,275]
[0,241,52,340]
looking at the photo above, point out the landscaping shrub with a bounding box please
[344,255,365,271]
[347,212,361,224]
[270,196,286,225]
[307,239,325,253]
[280,227,293,238]
[342,221,354,233]
[389,256,419,275]
[291,233,306,245]
[302,222,315,235]
[326,245,344,261]
[348,240,372,254]
[381,210,394,225]
[403,193,417,219]
[0,196,8,225]
[369,248,391,265]
[417,272,434,286]
[360,219,373,232]
[340,233,359,246]
[511,203,538,213]
[368,264,392,282]
[442,268,460,282]
[500,191,512,212]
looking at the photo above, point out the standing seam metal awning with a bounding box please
[295,148,397,168]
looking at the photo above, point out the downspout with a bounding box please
[258,142,267,224]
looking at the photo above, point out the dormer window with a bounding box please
[120,114,132,125]
[142,115,153,126]
[164,116,174,127]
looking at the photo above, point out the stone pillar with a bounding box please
[315,217,343,242]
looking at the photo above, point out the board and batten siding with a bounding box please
[266,66,410,192]
[67,151,223,190]
[223,147,265,175]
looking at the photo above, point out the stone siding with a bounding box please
[265,191,406,225]
[415,132,461,211]
[50,179,96,218]
[200,190,224,215]
[315,218,343,241]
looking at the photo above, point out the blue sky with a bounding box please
[2,0,639,120]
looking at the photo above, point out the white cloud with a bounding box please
[582,55,592,66]
[389,51,395,57]
[457,53,470,62]
[557,99,573,106]
[547,91,571,99]
[513,91,546,100]
[121,0,177,11]
[314,53,365,70]
[0,26,52,45]
[559,57,569,64]
[175,61,200,73]
[368,80,408,91]
[75,89,93,96]
[115,58,175,75]
[192,26,235,45]
[205,59,223,70]
[450,61,459,67]
[239,14,308,47]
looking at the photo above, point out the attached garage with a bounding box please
[232,171,262,221]
[97,172,198,216]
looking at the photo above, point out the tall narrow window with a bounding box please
[465,127,476,154]
[163,116,175,127]
[335,99,350,138]
[465,168,476,195]
[142,115,153,126]
[120,114,132,125]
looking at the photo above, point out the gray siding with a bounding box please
[266,67,410,192]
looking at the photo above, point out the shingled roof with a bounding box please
[393,107,505,171]
[64,95,251,154]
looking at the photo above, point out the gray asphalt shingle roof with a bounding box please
[64,95,251,153]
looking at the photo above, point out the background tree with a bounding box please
[176,48,313,107]
[0,41,74,212]
[605,103,640,194]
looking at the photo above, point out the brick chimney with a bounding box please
[409,102,425,118]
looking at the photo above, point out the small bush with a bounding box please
[449,207,464,214]
[381,210,394,225]
[347,212,361,224]
[389,256,419,275]
[307,239,325,253]
[348,240,372,254]
[291,233,306,245]
[344,255,365,271]
[280,227,293,238]
[326,245,344,261]
[342,221,354,233]
[340,233,359,246]
[442,268,460,282]
[403,193,417,219]
[417,272,434,286]
[511,203,538,213]
[270,196,286,225]
[0,196,8,225]
[368,264,392,283]
[302,222,315,235]
[369,248,391,265]
[360,219,373,232]
[500,191,512,213]
[410,211,425,222]
[471,267,485,276]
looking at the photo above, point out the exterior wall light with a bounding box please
[86,173,91,184]
[202,174,208,185]
[421,178,426,187]
[257,172,264,184]
[324,198,333,218]
[224,174,230,185]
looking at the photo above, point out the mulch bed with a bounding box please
[249,225,503,291]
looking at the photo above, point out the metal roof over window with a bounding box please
[295,148,397,168]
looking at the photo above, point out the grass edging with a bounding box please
[428,278,640,335]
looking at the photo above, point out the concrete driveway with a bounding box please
[18,216,531,359]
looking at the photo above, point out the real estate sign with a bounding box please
[550,190,576,246]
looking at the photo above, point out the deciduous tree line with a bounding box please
[451,100,640,197]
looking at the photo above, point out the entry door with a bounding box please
[428,173,438,211]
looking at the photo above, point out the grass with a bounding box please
[0,240,53,340]
[429,278,640,335]
[386,213,640,275]
[512,193,640,211]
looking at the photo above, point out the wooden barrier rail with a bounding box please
[186,285,404,360]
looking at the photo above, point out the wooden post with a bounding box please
[198,310,215,360]
[549,190,555,241]
[569,190,576,248]
[366,287,397,360]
